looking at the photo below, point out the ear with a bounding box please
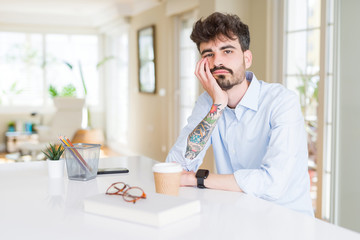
[243,50,252,69]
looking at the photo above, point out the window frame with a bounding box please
[173,10,200,139]
[278,0,336,221]
[0,27,103,114]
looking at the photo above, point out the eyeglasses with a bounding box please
[105,182,147,204]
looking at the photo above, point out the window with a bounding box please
[0,32,99,109]
[284,0,321,213]
[45,34,99,105]
[322,0,335,222]
[105,32,129,146]
[0,32,44,106]
[176,12,199,135]
[284,0,335,220]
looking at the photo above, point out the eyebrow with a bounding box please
[200,45,236,56]
[200,49,212,55]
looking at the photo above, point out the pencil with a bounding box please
[64,136,92,171]
[59,136,91,172]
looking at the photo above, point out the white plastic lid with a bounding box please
[152,162,183,173]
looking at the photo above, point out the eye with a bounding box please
[224,50,232,54]
[203,53,214,58]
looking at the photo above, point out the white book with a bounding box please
[83,193,201,227]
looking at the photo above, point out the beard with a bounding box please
[210,64,246,91]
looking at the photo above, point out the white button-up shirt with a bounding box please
[166,72,314,217]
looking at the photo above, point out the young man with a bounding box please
[166,12,314,217]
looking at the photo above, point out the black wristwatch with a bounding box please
[195,169,209,188]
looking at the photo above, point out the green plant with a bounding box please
[295,69,319,116]
[48,83,77,98]
[0,81,24,106]
[63,56,114,97]
[6,43,42,66]
[63,56,115,128]
[48,85,58,98]
[61,84,77,96]
[2,81,24,96]
[42,144,65,160]
[7,121,15,132]
[295,69,319,163]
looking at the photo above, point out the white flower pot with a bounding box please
[47,159,65,178]
[53,97,85,110]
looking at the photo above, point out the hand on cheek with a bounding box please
[195,57,228,106]
[204,58,210,72]
[195,58,209,87]
[203,58,209,72]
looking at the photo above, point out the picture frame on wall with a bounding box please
[137,25,156,94]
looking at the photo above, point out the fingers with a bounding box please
[195,58,228,104]
[195,58,207,85]
[195,58,216,87]
[204,60,215,82]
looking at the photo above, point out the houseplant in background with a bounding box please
[42,143,65,178]
[34,84,85,144]
[48,83,77,98]
[48,83,85,112]
[63,57,114,145]
[63,57,114,129]
[296,69,319,164]
[0,80,24,106]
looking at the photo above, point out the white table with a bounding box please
[0,156,359,240]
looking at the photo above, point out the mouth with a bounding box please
[210,66,233,75]
[213,70,230,75]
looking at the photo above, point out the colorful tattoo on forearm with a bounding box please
[185,104,224,159]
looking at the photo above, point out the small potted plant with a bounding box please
[7,121,15,132]
[42,143,65,178]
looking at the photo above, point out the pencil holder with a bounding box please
[64,143,101,181]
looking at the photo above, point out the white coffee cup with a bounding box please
[152,162,183,196]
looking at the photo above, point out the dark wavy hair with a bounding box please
[190,12,250,52]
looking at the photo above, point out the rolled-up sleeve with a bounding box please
[166,93,213,171]
[233,93,308,200]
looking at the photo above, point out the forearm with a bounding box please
[181,171,242,192]
[185,103,225,159]
[206,173,242,192]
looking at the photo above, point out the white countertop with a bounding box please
[0,156,359,240]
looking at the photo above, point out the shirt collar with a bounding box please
[237,71,260,111]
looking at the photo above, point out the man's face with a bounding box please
[199,36,251,90]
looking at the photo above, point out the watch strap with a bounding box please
[197,176,206,188]
[196,169,209,188]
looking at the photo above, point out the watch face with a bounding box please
[196,169,209,178]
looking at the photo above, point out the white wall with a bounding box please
[336,0,360,232]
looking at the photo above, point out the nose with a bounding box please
[212,54,223,68]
